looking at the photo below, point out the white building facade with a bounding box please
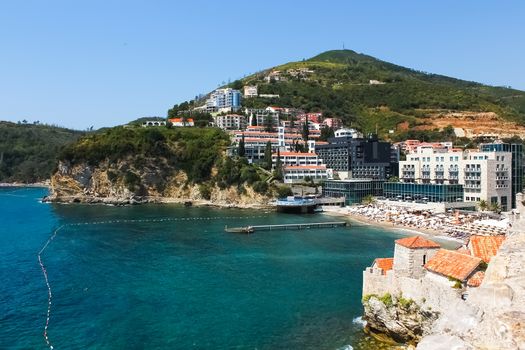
[243,85,258,98]
[214,114,247,130]
[205,88,241,112]
[399,148,512,210]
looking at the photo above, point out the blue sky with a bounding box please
[1,1,524,130]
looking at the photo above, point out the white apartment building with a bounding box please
[282,165,332,184]
[271,151,332,183]
[214,114,247,130]
[334,128,362,138]
[399,148,512,210]
[205,88,241,112]
[271,152,322,167]
[243,85,258,98]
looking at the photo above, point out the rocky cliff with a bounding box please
[46,159,273,208]
[363,293,439,344]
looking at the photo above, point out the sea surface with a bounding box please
[0,187,449,349]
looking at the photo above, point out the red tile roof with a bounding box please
[467,271,485,287]
[455,247,471,256]
[425,249,482,282]
[169,118,194,123]
[468,235,506,263]
[373,258,394,275]
[395,236,441,249]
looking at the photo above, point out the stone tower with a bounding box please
[393,236,441,278]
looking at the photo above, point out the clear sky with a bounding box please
[1,1,524,130]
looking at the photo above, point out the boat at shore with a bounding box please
[275,196,317,214]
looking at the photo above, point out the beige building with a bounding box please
[214,114,247,130]
[243,85,258,98]
[400,147,512,210]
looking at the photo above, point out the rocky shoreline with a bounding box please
[42,194,274,210]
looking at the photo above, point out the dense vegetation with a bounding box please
[240,50,525,136]
[0,121,84,183]
[59,125,274,194]
[60,126,231,183]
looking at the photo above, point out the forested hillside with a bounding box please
[0,121,84,183]
[240,50,525,137]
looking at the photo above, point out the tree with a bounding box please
[388,176,400,182]
[478,199,488,211]
[263,141,272,170]
[231,80,243,90]
[490,202,501,213]
[319,126,335,141]
[238,133,246,157]
[302,116,309,142]
[274,148,284,181]
[362,195,376,205]
[251,114,257,126]
[263,115,274,132]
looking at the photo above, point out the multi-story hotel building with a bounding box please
[479,141,523,209]
[399,147,512,210]
[205,88,241,112]
[315,132,398,180]
[214,114,247,130]
[271,151,332,183]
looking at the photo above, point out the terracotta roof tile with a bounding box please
[456,247,471,256]
[373,258,394,275]
[468,235,506,263]
[467,271,485,287]
[395,236,441,249]
[425,249,482,282]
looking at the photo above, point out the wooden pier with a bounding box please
[225,221,348,233]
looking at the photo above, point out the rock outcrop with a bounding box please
[46,160,273,208]
[363,293,439,344]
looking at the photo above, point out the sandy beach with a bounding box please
[322,206,466,245]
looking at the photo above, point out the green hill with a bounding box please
[55,125,280,200]
[240,49,525,136]
[0,121,84,183]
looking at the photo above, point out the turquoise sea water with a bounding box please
[1,187,431,349]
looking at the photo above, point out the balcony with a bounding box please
[435,175,444,179]
[464,184,481,189]
[464,168,481,173]
[496,176,509,180]
[496,184,509,189]
[465,175,481,180]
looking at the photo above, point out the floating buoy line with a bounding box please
[37,214,268,349]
